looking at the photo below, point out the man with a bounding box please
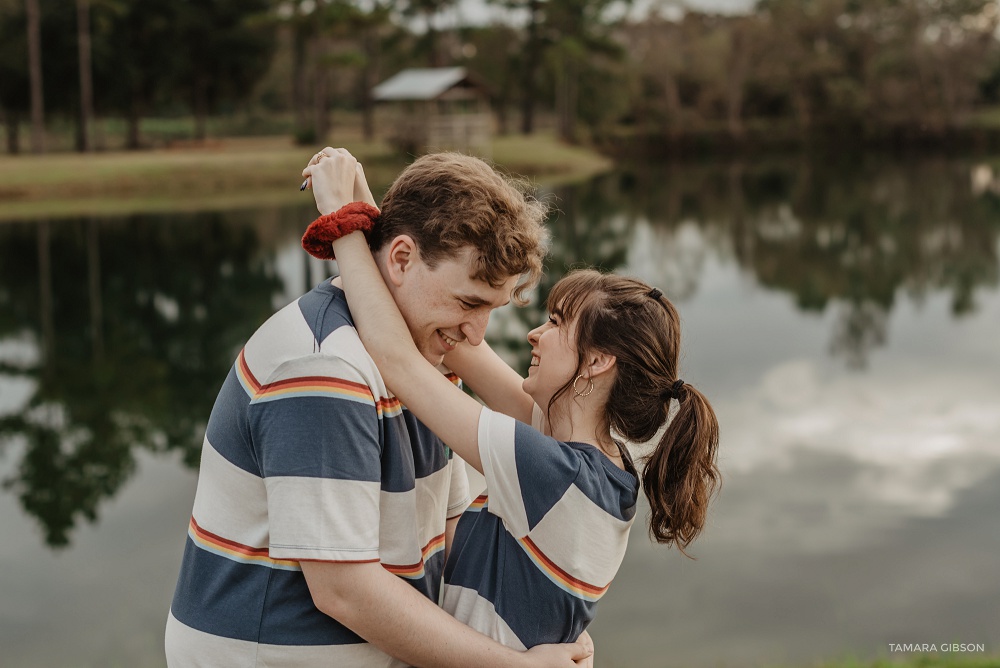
[165,150,591,667]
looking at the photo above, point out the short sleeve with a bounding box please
[447,455,471,519]
[477,407,582,537]
[249,354,382,562]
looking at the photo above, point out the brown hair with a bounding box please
[546,269,721,556]
[372,153,548,305]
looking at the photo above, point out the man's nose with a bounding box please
[460,310,490,346]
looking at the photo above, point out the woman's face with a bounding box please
[522,307,580,410]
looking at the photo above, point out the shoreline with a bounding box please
[0,134,612,222]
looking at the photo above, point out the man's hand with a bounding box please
[522,638,593,667]
[302,147,360,215]
[577,630,595,668]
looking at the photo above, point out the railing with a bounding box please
[387,112,492,155]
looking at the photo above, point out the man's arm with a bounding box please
[302,561,590,668]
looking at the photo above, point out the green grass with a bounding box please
[970,105,1000,128]
[490,132,613,184]
[0,132,612,221]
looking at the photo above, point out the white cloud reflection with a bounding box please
[626,218,723,300]
[714,357,1000,557]
[623,213,1000,548]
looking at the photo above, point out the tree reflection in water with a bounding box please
[1,156,999,548]
[0,211,284,547]
[512,156,1000,370]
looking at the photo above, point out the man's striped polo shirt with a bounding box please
[166,280,469,667]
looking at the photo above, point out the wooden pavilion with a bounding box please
[373,67,492,155]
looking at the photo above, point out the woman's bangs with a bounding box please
[545,270,603,322]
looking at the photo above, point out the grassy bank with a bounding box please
[0,132,611,221]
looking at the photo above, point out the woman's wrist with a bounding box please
[302,201,379,260]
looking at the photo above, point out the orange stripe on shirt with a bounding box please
[188,517,300,570]
[236,349,262,394]
[257,375,373,399]
[467,494,489,510]
[520,534,610,599]
[382,532,446,579]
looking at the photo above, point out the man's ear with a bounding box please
[383,235,418,287]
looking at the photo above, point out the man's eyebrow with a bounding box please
[457,293,510,308]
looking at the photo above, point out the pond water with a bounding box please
[1,155,999,667]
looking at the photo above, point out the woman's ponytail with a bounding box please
[641,382,720,555]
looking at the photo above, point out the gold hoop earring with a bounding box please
[573,374,594,397]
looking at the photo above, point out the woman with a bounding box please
[303,151,720,650]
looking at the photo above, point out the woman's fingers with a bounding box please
[354,162,378,207]
[302,148,363,196]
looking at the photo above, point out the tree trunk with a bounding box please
[425,18,441,67]
[662,63,682,139]
[520,0,542,135]
[193,75,209,142]
[792,88,811,133]
[361,30,377,141]
[87,219,104,363]
[312,5,328,141]
[25,0,45,153]
[292,23,310,139]
[37,220,54,377]
[126,94,141,149]
[76,0,94,152]
[726,25,747,141]
[313,67,329,142]
[557,55,578,143]
[497,67,510,136]
[4,110,19,154]
[728,161,751,264]
[93,114,105,150]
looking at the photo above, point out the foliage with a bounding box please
[0,0,276,149]
[2,0,1000,150]
[617,0,1000,140]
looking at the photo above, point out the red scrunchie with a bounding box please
[301,202,380,260]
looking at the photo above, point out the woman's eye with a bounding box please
[548,316,558,326]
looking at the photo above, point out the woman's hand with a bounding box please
[302,147,364,215]
[352,160,378,208]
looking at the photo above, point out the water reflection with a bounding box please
[0,155,998,665]
[529,158,1000,370]
[3,157,1000,549]
[0,211,297,546]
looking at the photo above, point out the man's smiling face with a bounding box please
[390,245,519,366]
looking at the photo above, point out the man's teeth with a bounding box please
[441,332,459,347]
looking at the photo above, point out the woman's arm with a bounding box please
[305,152,486,473]
[444,341,534,425]
[332,231,486,473]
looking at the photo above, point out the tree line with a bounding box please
[2,0,1000,154]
